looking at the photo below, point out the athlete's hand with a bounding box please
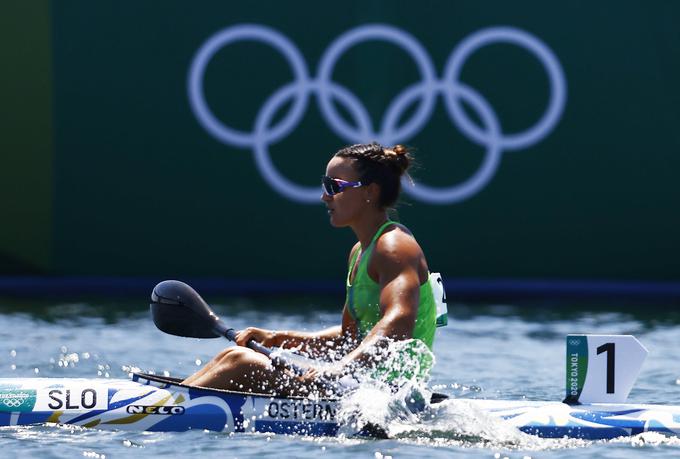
[297,366,348,396]
[297,367,321,383]
[235,327,279,348]
[298,365,343,383]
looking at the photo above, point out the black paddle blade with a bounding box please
[150,280,220,338]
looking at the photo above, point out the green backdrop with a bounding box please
[2,1,679,284]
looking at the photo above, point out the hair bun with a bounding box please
[383,144,412,176]
[384,144,408,156]
[392,144,408,156]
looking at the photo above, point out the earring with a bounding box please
[366,199,371,203]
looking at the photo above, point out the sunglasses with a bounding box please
[321,175,364,196]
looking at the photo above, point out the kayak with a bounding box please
[1,372,680,439]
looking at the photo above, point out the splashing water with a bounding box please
[389,398,538,448]
[332,339,435,436]
[328,338,535,446]
[270,337,436,433]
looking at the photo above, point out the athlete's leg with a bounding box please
[182,347,238,386]
[182,347,308,395]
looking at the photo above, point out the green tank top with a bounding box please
[346,221,437,350]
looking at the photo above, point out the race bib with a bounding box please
[428,272,448,327]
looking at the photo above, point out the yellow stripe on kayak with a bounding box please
[47,410,63,423]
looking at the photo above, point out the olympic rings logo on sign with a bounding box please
[2,398,25,408]
[188,23,567,204]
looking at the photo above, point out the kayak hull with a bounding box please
[1,373,679,439]
[0,373,340,436]
[453,398,680,439]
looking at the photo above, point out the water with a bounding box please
[1,298,680,458]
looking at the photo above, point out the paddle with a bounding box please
[150,280,306,375]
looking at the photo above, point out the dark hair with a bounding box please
[334,142,413,208]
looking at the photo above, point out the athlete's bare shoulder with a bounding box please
[374,223,422,259]
[370,223,428,282]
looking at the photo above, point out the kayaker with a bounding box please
[183,142,439,395]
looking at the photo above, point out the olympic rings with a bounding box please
[2,398,25,408]
[188,23,567,204]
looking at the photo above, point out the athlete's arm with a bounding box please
[235,308,356,359]
[334,230,424,369]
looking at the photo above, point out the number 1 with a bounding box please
[436,276,446,303]
[597,342,615,393]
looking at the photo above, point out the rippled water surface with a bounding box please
[1,297,680,458]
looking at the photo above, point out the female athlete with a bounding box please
[183,142,438,395]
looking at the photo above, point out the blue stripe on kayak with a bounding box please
[569,408,645,426]
[16,412,52,425]
[1,276,680,301]
[255,420,339,436]
[0,412,51,426]
[107,389,157,411]
[148,404,228,432]
[67,409,109,425]
[520,425,632,440]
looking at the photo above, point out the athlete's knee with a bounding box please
[216,347,265,368]
[213,347,247,362]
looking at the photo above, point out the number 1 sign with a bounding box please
[564,335,648,405]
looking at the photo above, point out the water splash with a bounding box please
[389,398,539,448]
[331,339,435,436]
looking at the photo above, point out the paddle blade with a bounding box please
[150,280,220,338]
